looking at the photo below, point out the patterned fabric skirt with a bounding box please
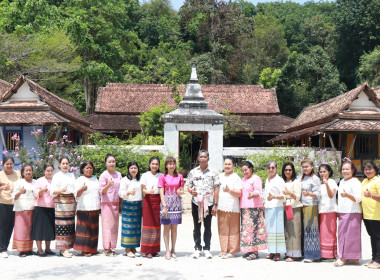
[101,202,119,250]
[218,210,240,255]
[121,200,142,248]
[73,210,99,254]
[265,207,286,254]
[31,206,55,241]
[240,208,267,253]
[302,205,322,259]
[284,207,302,257]
[12,210,34,252]
[141,194,161,254]
[338,213,362,259]
[319,212,337,259]
[160,192,182,225]
[55,194,76,250]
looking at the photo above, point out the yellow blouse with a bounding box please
[362,176,380,220]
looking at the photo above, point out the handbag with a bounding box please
[285,200,294,220]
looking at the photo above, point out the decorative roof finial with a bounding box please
[190,64,198,83]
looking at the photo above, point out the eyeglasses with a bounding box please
[284,169,292,172]
[267,167,276,170]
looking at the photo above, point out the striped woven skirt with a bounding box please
[303,205,322,259]
[338,213,362,259]
[141,194,161,254]
[55,194,76,250]
[12,210,34,252]
[319,212,337,259]
[265,207,286,254]
[101,202,119,250]
[218,210,240,255]
[240,208,267,253]
[121,200,142,248]
[284,207,302,257]
[73,210,99,254]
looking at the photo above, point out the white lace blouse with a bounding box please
[50,171,76,197]
[338,177,362,214]
[319,178,338,213]
[218,172,242,213]
[119,177,142,201]
[12,179,36,211]
[75,176,101,211]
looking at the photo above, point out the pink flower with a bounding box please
[49,155,54,159]
[322,149,326,154]
[62,135,68,140]
[15,153,19,157]
[11,134,20,141]
[2,150,8,155]
[70,167,78,172]
[15,146,19,151]
[61,142,65,145]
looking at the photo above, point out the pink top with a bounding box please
[99,170,122,203]
[158,174,184,195]
[240,175,263,208]
[34,177,54,208]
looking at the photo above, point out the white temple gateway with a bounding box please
[162,66,227,170]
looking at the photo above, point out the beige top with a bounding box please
[284,180,303,208]
[0,170,22,205]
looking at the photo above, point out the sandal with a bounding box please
[246,253,258,260]
[146,254,153,258]
[273,254,281,261]
[103,250,116,257]
[345,259,359,265]
[334,259,345,267]
[266,253,275,259]
[286,257,294,262]
[242,253,251,258]
[171,252,177,259]
[60,250,73,258]
[365,260,374,266]
[165,252,171,260]
[368,262,380,269]
[45,250,56,256]
[81,252,92,257]
[152,253,159,257]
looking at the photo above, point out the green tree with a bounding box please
[258,68,281,89]
[277,47,346,118]
[358,46,380,86]
[335,0,380,88]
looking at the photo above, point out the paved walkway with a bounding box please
[2,213,379,279]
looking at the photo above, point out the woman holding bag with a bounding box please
[281,162,303,262]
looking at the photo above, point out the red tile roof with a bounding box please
[286,83,377,131]
[373,85,380,99]
[86,114,141,132]
[270,124,325,143]
[0,111,66,124]
[241,115,293,134]
[0,79,12,97]
[321,119,380,132]
[95,84,280,114]
[0,75,97,134]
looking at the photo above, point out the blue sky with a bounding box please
[168,0,328,10]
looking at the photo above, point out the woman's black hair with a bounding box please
[318,164,334,178]
[80,161,95,175]
[362,161,379,178]
[127,161,140,180]
[21,163,33,178]
[2,156,14,165]
[224,156,236,164]
[58,157,69,164]
[104,153,115,163]
[43,163,54,172]
[282,162,296,182]
[148,156,161,173]
[340,159,357,177]
[241,161,254,172]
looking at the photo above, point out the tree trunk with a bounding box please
[84,76,97,115]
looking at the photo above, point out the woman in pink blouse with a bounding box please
[159,157,184,260]
[240,161,267,260]
[99,154,122,257]
[31,163,56,256]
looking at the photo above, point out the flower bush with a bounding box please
[4,125,82,178]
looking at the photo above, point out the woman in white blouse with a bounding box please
[73,161,100,257]
[217,157,242,259]
[12,164,36,257]
[335,160,362,267]
[50,157,76,258]
[119,161,143,257]
[140,157,162,258]
[264,161,286,261]
[318,164,338,261]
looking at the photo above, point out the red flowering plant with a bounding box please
[5,124,83,178]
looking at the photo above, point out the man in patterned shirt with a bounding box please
[186,150,220,259]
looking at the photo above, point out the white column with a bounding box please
[208,124,224,171]
[163,123,179,158]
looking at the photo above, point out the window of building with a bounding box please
[354,134,378,159]
[4,130,22,151]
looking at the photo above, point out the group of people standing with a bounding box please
[0,150,379,269]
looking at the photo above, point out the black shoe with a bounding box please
[19,252,27,257]
[45,250,56,256]
[37,251,47,257]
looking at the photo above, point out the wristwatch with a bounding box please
[214,203,218,206]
